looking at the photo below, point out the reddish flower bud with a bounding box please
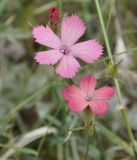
[49,7,60,26]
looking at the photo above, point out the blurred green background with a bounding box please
[0,0,137,159]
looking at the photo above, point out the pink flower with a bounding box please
[49,7,60,26]
[32,15,103,78]
[63,75,115,115]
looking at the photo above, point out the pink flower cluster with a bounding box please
[32,13,115,116]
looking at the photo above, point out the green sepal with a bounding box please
[83,107,96,136]
[106,60,122,78]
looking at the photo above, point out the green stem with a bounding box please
[85,134,90,160]
[34,99,62,160]
[94,0,113,65]
[65,78,75,85]
[57,0,62,15]
[121,107,137,158]
[120,107,134,143]
[94,0,137,157]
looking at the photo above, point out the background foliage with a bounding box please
[0,0,137,159]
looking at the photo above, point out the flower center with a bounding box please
[59,45,70,55]
[85,95,92,102]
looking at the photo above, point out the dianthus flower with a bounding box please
[63,75,115,115]
[32,15,103,78]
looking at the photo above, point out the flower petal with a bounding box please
[63,85,88,112]
[32,25,61,49]
[61,15,86,47]
[56,55,81,78]
[92,86,115,100]
[71,40,103,63]
[89,100,109,115]
[34,50,62,65]
[80,75,97,95]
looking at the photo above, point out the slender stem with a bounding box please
[81,47,137,72]
[120,107,134,143]
[85,134,90,160]
[34,103,62,160]
[95,0,114,65]
[120,107,137,157]
[94,0,137,157]
[58,0,62,15]
[35,77,74,159]
[115,47,137,56]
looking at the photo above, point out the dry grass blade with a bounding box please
[0,126,57,160]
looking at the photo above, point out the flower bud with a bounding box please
[49,7,60,26]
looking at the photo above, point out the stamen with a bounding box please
[59,45,70,55]
[85,95,92,101]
